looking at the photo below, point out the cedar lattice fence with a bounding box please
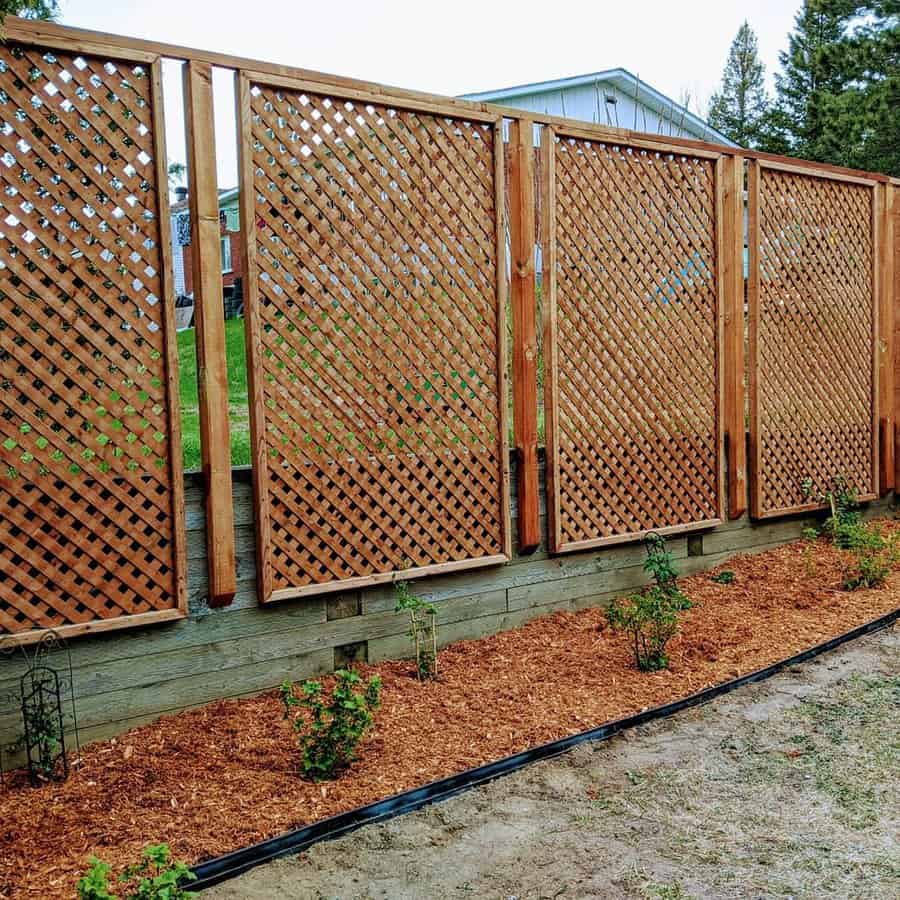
[0,37,185,643]
[0,18,896,642]
[541,127,724,552]
[748,161,878,518]
[237,73,510,602]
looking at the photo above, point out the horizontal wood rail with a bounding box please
[1,13,897,648]
[4,17,894,184]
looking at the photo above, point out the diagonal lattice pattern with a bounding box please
[246,80,507,598]
[752,166,875,516]
[0,42,182,639]
[549,134,722,550]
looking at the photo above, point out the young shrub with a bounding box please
[642,532,681,596]
[77,859,117,900]
[801,476,899,589]
[280,669,382,781]
[606,533,692,672]
[840,525,898,591]
[394,579,438,680]
[607,586,690,672]
[803,475,861,548]
[710,570,735,585]
[77,844,197,900]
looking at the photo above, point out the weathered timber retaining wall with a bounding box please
[0,455,892,759]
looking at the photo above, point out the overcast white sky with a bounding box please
[53,0,803,187]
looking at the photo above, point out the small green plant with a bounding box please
[18,690,63,782]
[607,586,691,671]
[607,534,692,672]
[800,476,899,590]
[642,532,681,597]
[802,476,861,548]
[77,844,197,900]
[840,524,898,590]
[280,669,382,781]
[710,570,735,585]
[394,580,438,679]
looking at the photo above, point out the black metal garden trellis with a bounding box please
[20,665,68,785]
[0,628,80,786]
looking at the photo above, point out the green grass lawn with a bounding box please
[176,319,251,471]
[176,317,536,471]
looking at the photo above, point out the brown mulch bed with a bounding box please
[2,525,900,899]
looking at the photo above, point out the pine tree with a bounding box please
[764,0,899,175]
[708,21,770,147]
[829,0,900,175]
[766,0,858,161]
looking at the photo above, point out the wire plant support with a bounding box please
[0,628,81,787]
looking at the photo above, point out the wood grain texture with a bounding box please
[238,73,509,602]
[722,154,747,518]
[0,39,186,644]
[878,182,894,493]
[508,119,540,553]
[543,127,725,552]
[183,59,236,606]
[4,15,896,188]
[748,161,878,518]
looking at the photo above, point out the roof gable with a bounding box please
[461,68,736,147]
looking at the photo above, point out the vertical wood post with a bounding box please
[722,153,747,519]
[890,179,900,493]
[183,60,236,606]
[540,126,562,553]
[745,159,762,519]
[878,181,895,493]
[508,118,540,553]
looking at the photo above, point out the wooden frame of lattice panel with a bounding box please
[0,32,187,646]
[236,70,511,604]
[541,124,726,554]
[747,159,880,519]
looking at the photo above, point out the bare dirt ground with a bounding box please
[208,625,900,900]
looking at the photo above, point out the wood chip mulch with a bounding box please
[2,524,900,899]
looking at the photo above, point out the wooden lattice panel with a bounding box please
[239,73,509,602]
[0,40,184,643]
[543,128,724,552]
[749,162,877,518]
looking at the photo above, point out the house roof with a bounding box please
[461,68,737,147]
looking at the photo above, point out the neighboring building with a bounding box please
[461,68,736,146]
[170,186,242,299]
[168,71,732,306]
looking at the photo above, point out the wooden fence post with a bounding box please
[722,153,747,519]
[508,118,540,553]
[876,182,894,494]
[183,60,237,606]
[890,179,900,493]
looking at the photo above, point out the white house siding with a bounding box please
[499,82,699,139]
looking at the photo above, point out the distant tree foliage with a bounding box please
[0,1,58,22]
[760,0,899,175]
[709,2,898,174]
[709,22,770,148]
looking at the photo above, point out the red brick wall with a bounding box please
[182,221,243,296]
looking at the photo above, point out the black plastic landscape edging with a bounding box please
[190,607,900,891]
